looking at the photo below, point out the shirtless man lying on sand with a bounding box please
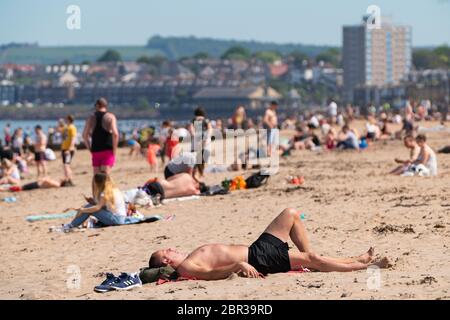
[142,172,200,202]
[149,208,390,280]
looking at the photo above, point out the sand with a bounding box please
[0,120,449,300]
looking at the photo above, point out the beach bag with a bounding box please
[139,265,177,284]
[245,171,270,189]
[45,148,56,161]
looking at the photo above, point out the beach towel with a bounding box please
[288,267,311,274]
[163,195,201,203]
[155,269,310,285]
[90,215,169,228]
[26,210,77,222]
[156,276,197,285]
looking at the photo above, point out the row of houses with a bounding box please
[353,69,450,108]
[0,81,285,113]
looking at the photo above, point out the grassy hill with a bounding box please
[0,46,163,65]
[147,35,336,59]
[0,36,339,64]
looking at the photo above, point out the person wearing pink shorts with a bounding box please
[92,149,116,168]
[83,98,119,174]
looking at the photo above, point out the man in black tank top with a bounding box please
[82,98,119,174]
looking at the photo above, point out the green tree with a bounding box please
[288,51,310,67]
[434,45,450,67]
[315,48,341,67]
[253,51,282,63]
[136,97,150,111]
[142,55,167,68]
[136,55,152,64]
[193,52,209,59]
[221,46,251,60]
[413,49,437,69]
[97,49,122,63]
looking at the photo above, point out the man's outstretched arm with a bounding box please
[177,261,260,281]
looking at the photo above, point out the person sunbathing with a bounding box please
[390,134,420,175]
[141,172,200,202]
[149,208,390,280]
[0,176,72,192]
[336,125,359,150]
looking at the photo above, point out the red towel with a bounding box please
[156,276,197,285]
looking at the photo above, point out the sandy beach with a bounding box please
[0,120,449,300]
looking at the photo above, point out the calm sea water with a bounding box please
[0,119,163,140]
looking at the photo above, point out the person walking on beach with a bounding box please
[11,128,24,156]
[328,99,338,124]
[34,125,48,177]
[263,101,279,156]
[82,98,119,174]
[61,115,77,184]
[4,123,12,147]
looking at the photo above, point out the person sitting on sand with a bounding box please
[390,134,421,175]
[325,127,336,150]
[365,115,381,142]
[61,173,127,231]
[0,158,21,185]
[336,125,359,150]
[141,172,200,203]
[379,113,392,140]
[404,134,438,177]
[0,176,72,192]
[148,208,390,280]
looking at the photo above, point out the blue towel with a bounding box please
[26,211,77,222]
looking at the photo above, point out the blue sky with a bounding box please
[0,0,449,46]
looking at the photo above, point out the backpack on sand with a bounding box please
[245,171,270,189]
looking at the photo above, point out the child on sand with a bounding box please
[147,137,161,173]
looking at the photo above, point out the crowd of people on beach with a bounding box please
[1,95,447,291]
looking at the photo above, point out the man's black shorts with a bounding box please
[248,233,291,275]
[34,151,46,162]
[62,150,75,165]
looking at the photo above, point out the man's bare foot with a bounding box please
[356,247,375,264]
[371,257,392,269]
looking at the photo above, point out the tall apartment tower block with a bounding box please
[343,16,412,102]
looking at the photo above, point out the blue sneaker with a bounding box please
[109,272,142,291]
[94,273,119,293]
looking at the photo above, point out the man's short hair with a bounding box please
[95,97,108,108]
[66,115,74,123]
[35,125,42,130]
[149,251,166,268]
[416,134,427,142]
[194,107,206,117]
[404,134,414,141]
[270,100,278,106]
